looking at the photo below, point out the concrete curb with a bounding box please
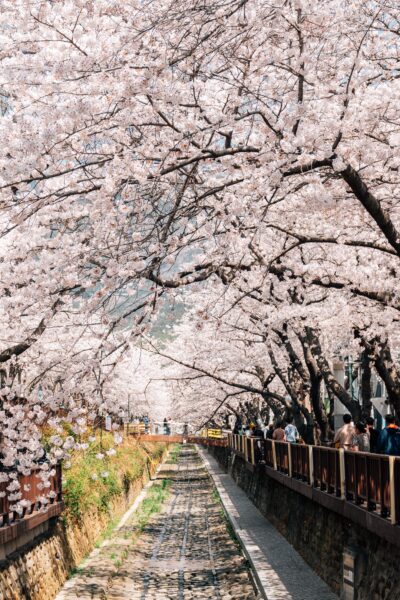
[198,446,268,599]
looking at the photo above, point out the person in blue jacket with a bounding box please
[377,414,400,455]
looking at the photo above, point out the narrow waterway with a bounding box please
[56,446,260,600]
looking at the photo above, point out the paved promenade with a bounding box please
[198,448,338,600]
[56,446,259,599]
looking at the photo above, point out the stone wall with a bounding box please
[209,446,400,600]
[0,446,167,600]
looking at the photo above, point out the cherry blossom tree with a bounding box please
[0,0,400,506]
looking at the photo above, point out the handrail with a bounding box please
[229,434,400,526]
[127,432,228,447]
[0,463,62,529]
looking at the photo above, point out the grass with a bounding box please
[167,445,181,464]
[62,432,167,522]
[106,478,170,571]
[94,516,119,548]
[101,478,171,575]
[64,438,169,582]
[134,478,170,531]
[211,485,242,550]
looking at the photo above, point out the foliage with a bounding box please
[134,478,170,532]
[63,435,167,521]
[1,0,400,503]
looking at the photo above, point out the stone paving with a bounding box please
[199,447,339,600]
[55,446,260,600]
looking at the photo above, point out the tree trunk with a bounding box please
[297,329,330,442]
[373,342,400,418]
[360,349,373,420]
[309,372,330,443]
[305,327,362,421]
[357,335,400,420]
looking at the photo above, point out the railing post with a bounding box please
[339,449,346,499]
[250,438,255,465]
[244,437,248,462]
[272,440,277,471]
[389,456,396,525]
[57,463,62,501]
[288,443,292,477]
[309,445,314,485]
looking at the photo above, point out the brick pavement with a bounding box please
[55,446,260,600]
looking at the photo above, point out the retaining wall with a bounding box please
[0,445,167,600]
[209,446,400,600]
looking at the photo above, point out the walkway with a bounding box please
[56,446,260,599]
[199,448,338,600]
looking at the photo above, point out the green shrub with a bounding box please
[62,434,167,522]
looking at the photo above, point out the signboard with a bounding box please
[207,428,223,439]
[105,415,112,431]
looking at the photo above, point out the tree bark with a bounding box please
[304,327,362,421]
[372,340,400,418]
[297,329,330,442]
[360,349,373,420]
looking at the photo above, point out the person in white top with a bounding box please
[284,417,299,443]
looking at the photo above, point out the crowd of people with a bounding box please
[333,414,400,455]
[233,414,400,456]
[233,417,301,444]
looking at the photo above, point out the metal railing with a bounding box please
[228,434,400,526]
[0,463,62,528]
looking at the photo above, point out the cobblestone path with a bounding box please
[56,446,260,600]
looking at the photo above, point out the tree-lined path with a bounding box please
[56,446,259,600]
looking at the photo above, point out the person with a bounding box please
[366,417,379,453]
[143,415,149,433]
[273,421,285,441]
[352,422,370,452]
[244,425,251,438]
[284,417,299,443]
[333,414,355,449]
[266,424,274,440]
[377,414,400,456]
[252,424,264,438]
[163,417,168,435]
[233,416,242,435]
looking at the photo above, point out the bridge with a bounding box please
[128,432,228,446]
